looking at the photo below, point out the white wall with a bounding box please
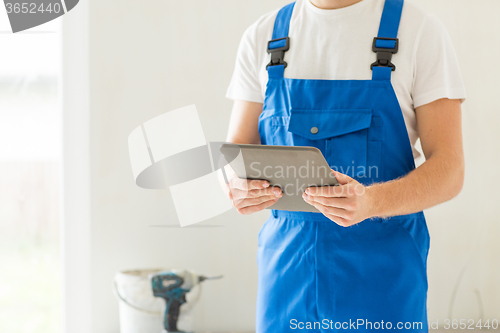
[86,1,291,332]
[415,0,500,323]
[64,0,500,332]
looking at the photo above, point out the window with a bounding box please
[0,12,62,333]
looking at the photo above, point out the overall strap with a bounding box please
[371,0,404,81]
[266,2,295,79]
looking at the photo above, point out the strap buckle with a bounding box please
[370,37,399,71]
[266,37,290,69]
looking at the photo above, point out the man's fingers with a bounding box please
[233,195,277,209]
[302,193,351,213]
[237,198,279,215]
[228,177,282,214]
[302,195,329,214]
[302,195,350,219]
[305,185,348,197]
[332,170,354,185]
[324,213,350,227]
[302,196,350,227]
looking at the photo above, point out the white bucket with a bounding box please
[113,269,196,333]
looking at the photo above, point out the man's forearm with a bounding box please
[366,153,464,218]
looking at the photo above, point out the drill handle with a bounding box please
[165,298,184,332]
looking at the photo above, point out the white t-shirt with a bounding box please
[226,0,466,160]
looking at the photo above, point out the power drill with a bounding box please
[150,270,222,333]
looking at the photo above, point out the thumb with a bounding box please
[332,170,354,185]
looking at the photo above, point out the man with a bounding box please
[225,0,465,332]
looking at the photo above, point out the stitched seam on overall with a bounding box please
[314,221,320,325]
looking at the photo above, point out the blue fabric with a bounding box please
[375,39,397,49]
[272,2,295,41]
[377,0,404,40]
[256,0,430,332]
[371,0,403,80]
[269,38,287,49]
[372,66,393,81]
[288,108,372,140]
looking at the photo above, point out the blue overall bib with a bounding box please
[256,1,430,332]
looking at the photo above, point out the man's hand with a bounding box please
[226,175,282,215]
[302,170,373,227]
[224,100,283,215]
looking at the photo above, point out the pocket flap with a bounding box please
[288,109,372,140]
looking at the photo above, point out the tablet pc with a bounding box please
[220,143,339,213]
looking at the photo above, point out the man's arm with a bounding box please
[367,98,464,217]
[303,98,464,225]
[226,100,263,144]
[223,100,283,215]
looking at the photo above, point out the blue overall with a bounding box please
[256,1,430,332]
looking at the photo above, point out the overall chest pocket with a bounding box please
[287,109,376,182]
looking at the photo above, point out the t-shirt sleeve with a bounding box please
[412,14,466,109]
[225,23,265,103]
